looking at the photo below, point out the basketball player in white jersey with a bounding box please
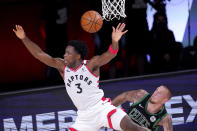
[13,23,147,131]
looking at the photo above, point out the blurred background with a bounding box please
[0,0,197,130]
[0,0,197,92]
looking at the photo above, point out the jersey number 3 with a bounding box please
[75,83,82,93]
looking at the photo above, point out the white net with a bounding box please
[101,0,126,21]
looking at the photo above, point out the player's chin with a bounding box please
[150,98,156,103]
[64,60,68,65]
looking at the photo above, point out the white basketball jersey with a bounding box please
[63,60,104,110]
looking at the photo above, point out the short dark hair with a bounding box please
[67,40,88,60]
[162,85,172,100]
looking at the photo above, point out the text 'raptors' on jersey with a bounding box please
[63,60,104,110]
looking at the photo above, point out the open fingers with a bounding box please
[16,25,19,30]
[18,25,23,30]
[112,26,115,32]
[16,25,20,29]
[122,29,128,35]
[15,25,23,30]
[119,23,126,31]
[13,25,18,32]
[13,29,16,33]
[115,23,126,32]
[116,23,121,30]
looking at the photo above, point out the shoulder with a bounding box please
[135,89,148,102]
[54,58,66,72]
[163,114,172,122]
[134,89,148,97]
[158,114,172,125]
[54,58,65,67]
[136,89,147,95]
[55,58,64,62]
[126,89,148,103]
[88,56,99,63]
[86,56,99,69]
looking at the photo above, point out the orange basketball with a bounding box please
[80,10,103,33]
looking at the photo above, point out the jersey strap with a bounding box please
[83,60,88,65]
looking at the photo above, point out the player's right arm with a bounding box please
[158,115,173,131]
[112,89,147,107]
[86,23,127,76]
[13,25,65,74]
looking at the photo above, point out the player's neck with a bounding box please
[147,102,163,114]
[69,60,83,70]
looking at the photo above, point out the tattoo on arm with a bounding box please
[112,90,147,106]
[112,92,127,107]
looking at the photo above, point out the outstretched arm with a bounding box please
[158,115,173,131]
[87,23,128,71]
[112,89,147,107]
[13,25,65,74]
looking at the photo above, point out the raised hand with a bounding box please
[112,23,128,43]
[13,25,26,39]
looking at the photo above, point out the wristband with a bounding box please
[109,44,119,54]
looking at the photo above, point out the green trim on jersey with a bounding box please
[128,93,168,131]
[153,112,168,131]
[131,93,149,107]
[145,98,165,116]
[144,95,168,131]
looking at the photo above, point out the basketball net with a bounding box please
[101,0,126,21]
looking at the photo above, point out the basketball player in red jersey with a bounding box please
[13,23,147,131]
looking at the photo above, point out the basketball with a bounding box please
[80,10,103,33]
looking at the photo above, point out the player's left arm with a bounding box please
[112,89,147,107]
[158,114,173,131]
[87,23,127,71]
